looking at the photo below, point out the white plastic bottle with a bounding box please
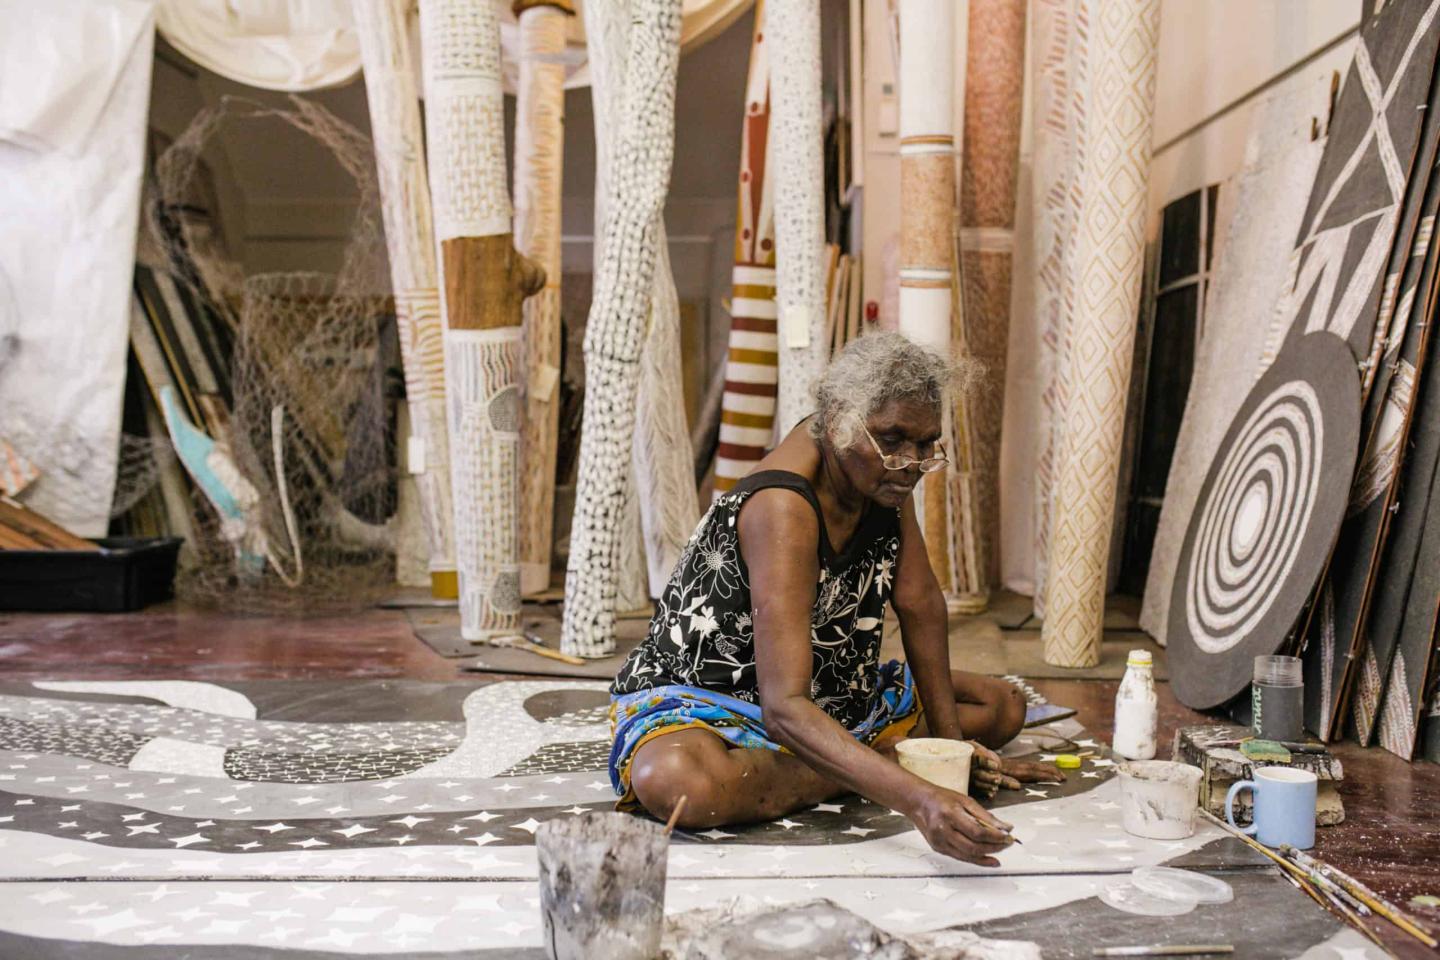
[1113,650,1157,760]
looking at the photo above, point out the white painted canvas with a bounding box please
[0,0,154,536]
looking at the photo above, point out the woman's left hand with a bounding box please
[969,743,1066,798]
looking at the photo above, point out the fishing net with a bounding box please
[141,95,401,612]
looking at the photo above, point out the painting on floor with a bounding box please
[0,679,1389,958]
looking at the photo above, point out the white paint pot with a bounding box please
[1117,760,1203,840]
[535,812,667,960]
[896,738,974,795]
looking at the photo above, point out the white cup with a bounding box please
[896,738,974,795]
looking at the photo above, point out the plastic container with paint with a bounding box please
[1252,654,1304,743]
[1116,760,1202,840]
[535,812,668,960]
[1113,650,1158,760]
[896,738,974,795]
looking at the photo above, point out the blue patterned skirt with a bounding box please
[608,659,921,806]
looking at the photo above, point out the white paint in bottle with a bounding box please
[1113,650,1157,760]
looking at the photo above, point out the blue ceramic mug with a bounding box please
[1225,767,1317,849]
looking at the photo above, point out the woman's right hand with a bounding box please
[907,784,1017,866]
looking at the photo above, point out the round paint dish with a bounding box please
[1054,754,1082,769]
[1131,866,1234,905]
[1099,877,1197,916]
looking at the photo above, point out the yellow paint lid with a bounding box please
[1054,754,1082,769]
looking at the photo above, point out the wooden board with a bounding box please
[1168,333,1360,711]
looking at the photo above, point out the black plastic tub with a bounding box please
[0,537,183,613]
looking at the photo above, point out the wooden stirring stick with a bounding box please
[664,795,689,835]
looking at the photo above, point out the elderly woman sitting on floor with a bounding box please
[608,333,1062,866]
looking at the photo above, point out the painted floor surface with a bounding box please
[0,679,1393,958]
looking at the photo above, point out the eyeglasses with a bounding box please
[861,423,950,473]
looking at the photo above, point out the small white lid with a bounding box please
[1126,650,1153,667]
[1132,866,1234,905]
[1100,877,1197,916]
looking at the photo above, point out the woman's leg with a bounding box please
[628,728,848,828]
[913,671,1027,748]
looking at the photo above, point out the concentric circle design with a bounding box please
[1169,333,1360,710]
[1185,380,1322,654]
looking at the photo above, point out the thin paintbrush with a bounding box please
[1196,809,1384,948]
[1092,947,1233,957]
[1280,844,1438,949]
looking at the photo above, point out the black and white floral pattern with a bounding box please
[612,470,901,730]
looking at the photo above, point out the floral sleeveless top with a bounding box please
[611,470,902,730]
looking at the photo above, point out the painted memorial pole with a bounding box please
[562,0,683,657]
[896,0,963,599]
[713,1,779,498]
[586,0,700,600]
[420,0,545,640]
[513,0,575,597]
[1030,0,1086,620]
[1041,0,1158,667]
[958,0,1026,593]
[768,0,828,436]
[352,0,456,597]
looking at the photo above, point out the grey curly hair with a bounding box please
[809,332,979,449]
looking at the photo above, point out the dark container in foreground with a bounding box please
[0,537,183,613]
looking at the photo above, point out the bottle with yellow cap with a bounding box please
[1113,650,1157,760]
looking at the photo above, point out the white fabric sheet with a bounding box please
[0,0,155,536]
[156,0,361,91]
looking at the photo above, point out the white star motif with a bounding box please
[195,820,215,827]
[776,819,801,829]
[564,806,588,816]
[290,797,322,807]
[81,832,108,840]
[813,803,844,813]
[1025,789,1049,798]
[512,818,542,834]
[697,828,735,840]
[169,833,209,848]
[1081,771,1101,779]
[464,811,500,822]
[325,906,391,923]
[467,832,500,846]
[377,794,407,803]
[76,909,149,936]
[126,823,160,836]
[121,813,146,822]
[544,776,569,784]
[334,824,376,838]
[1097,838,1131,848]
[256,823,294,833]
[324,806,349,815]
[843,826,875,837]
[389,834,416,845]
[585,780,610,791]
[1091,758,1116,768]
[389,816,431,829]
[234,841,261,851]
[528,794,550,802]
[497,920,531,937]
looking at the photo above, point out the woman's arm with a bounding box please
[739,489,1014,865]
[891,497,964,739]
